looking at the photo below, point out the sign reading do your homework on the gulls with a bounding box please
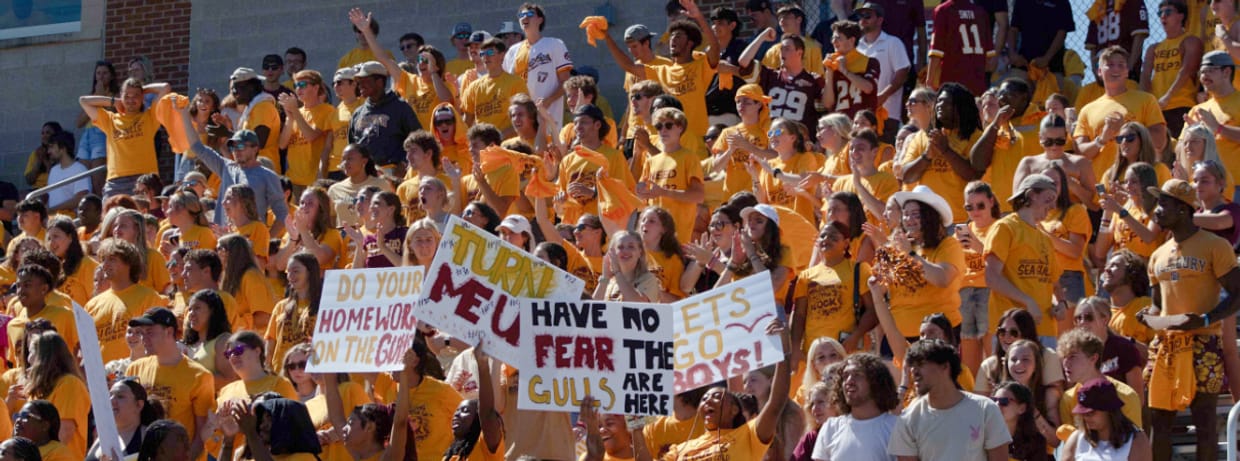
[308,266,426,372]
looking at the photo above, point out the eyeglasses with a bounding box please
[991,396,1012,407]
[518,10,537,19]
[285,360,308,371]
[709,221,729,230]
[14,411,42,422]
[480,49,499,57]
[964,202,987,212]
[996,328,1020,338]
[1041,137,1067,147]
[262,64,282,71]
[224,343,252,359]
[1075,313,1095,323]
[1158,8,1177,17]
[294,81,310,89]
[1115,133,1138,144]
[768,128,783,138]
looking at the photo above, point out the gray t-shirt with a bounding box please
[888,391,1012,461]
[812,413,899,461]
[189,141,288,227]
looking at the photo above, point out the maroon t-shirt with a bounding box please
[1086,0,1150,54]
[829,55,881,119]
[758,66,825,129]
[869,0,926,66]
[1100,333,1144,382]
[930,0,994,95]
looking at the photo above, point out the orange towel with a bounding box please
[524,167,557,198]
[597,174,640,223]
[573,145,610,169]
[1087,0,1127,22]
[153,93,192,153]
[579,16,609,47]
[480,146,540,175]
[1146,331,1197,412]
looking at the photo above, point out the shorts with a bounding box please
[1145,333,1225,394]
[1059,270,1087,304]
[77,126,106,161]
[102,174,141,200]
[958,287,990,339]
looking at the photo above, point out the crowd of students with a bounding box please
[11,0,1240,459]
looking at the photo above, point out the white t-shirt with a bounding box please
[857,31,911,121]
[503,36,572,133]
[812,413,898,461]
[888,391,1012,461]
[45,161,90,209]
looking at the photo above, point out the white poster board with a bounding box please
[307,266,425,373]
[74,302,124,460]
[671,272,786,393]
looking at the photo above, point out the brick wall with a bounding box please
[104,0,191,92]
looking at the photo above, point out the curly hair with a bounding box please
[838,353,900,413]
[1108,249,1150,297]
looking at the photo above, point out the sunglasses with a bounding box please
[991,396,1012,407]
[518,10,537,19]
[224,343,252,359]
[1041,137,1067,147]
[480,49,499,57]
[768,128,784,138]
[630,93,648,101]
[228,143,252,152]
[574,223,599,232]
[1115,134,1138,144]
[709,221,728,230]
[858,12,874,19]
[286,360,308,371]
[434,118,455,126]
[417,56,429,64]
[14,411,42,422]
[996,328,1021,338]
[294,81,310,89]
[1075,313,1095,323]
[262,64,282,71]
[453,33,471,40]
[655,122,679,131]
[964,202,987,212]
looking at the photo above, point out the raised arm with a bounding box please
[381,347,417,461]
[753,319,792,444]
[473,346,503,455]
[349,8,404,80]
[601,30,646,76]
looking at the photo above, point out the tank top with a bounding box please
[1073,432,1134,460]
[1150,34,1198,110]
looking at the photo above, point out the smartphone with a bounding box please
[1095,184,1107,195]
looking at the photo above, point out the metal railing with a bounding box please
[1227,400,1240,461]
[24,165,105,200]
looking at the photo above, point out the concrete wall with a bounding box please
[0,0,106,188]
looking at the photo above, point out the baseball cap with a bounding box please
[624,24,656,42]
[433,106,456,123]
[499,215,532,236]
[1008,174,1056,203]
[333,67,358,82]
[740,204,780,226]
[452,22,473,37]
[573,104,606,123]
[1147,178,1197,206]
[469,30,493,44]
[1072,378,1124,414]
[227,130,260,147]
[856,2,885,17]
[571,65,600,84]
[230,67,263,82]
[497,21,522,36]
[1203,50,1235,68]
[128,307,179,329]
[354,61,388,78]
[262,54,283,67]
[745,0,772,12]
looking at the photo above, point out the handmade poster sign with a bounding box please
[417,216,585,365]
[517,299,674,415]
[671,272,785,393]
[308,266,425,372]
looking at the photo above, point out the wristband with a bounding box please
[1119,209,1130,219]
[772,168,783,178]
[1203,313,1211,327]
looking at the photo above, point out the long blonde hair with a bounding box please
[401,218,442,267]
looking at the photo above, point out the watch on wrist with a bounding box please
[772,168,783,178]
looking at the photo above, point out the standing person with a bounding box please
[1085,0,1150,77]
[888,339,1012,460]
[265,253,321,375]
[327,68,363,181]
[1101,250,1155,345]
[736,30,826,131]
[1141,178,1240,461]
[337,14,393,69]
[602,0,721,140]
[810,353,899,461]
[77,77,173,198]
[125,308,215,461]
[259,55,294,102]
[503,3,573,134]
[21,332,89,459]
[208,331,298,459]
[86,239,166,363]
[925,0,995,95]
[856,2,910,143]
[900,83,984,224]
[1007,0,1074,80]
[1071,300,1146,397]
[1060,378,1152,461]
[460,37,526,137]
[958,181,1000,372]
[278,70,336,192]
[1073,47,1168,183]
[636,108,705,244]
[349,9,455,132]
[174,102,288,237]
[446,22,475,76]
[984,174,1063,345]
[759,5,825,76]
[1141,1,1204,136]
[345,192,407,269]
[348,60,421,176]
[1187,51,1240,201]
[215,68,283,174]
[325,144,392,228]
[42,131,89,214]
[823,20,880,120]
